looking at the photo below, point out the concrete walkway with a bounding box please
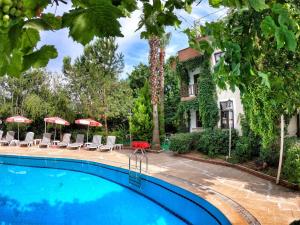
[0,146,299,225]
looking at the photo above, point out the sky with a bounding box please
[39,0,226,79]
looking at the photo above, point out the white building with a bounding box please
[177,47,299,136]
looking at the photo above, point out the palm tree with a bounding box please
[158,32,171,135]
[149,36,161,150]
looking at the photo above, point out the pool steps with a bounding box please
[128,149,148,188]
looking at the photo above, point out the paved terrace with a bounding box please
[0,146,299,225]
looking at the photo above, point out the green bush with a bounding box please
[283,143,300,184]
[240,116,261,157]
[233,137,252,163]
[169,133,194,154]
[195,129,238,157]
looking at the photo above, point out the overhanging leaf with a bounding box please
[249,0,268,11]
[23,0,49,18]
[7,50,23,77]
[258,71,270,88]
[23,45,58,71]
[24,14,62,31]
[260,16,277,37]
[275,27,285,49]
[282,26,297,51]
[62,0,123,45]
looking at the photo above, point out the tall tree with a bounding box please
[128,63,150,97]
[158,32,171,135]
[63,37,132,134]
[149,36,161,149]
[130,82,153,141]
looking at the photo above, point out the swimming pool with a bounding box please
[0,155,231,225]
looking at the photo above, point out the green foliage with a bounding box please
[23,94,51,120]
[196,129,239,157]
[169,133,194,154]
[176,54,219,130]
[164,58,181,133]
[62,0,125,45]
[128,63,150,96]
[130,82,153,141]
[240,115,261,157]
[283,143,300,184]
[198,56,219,129]
[63,38,132,123]
[169,129,239,156]
[190,0,300,148]
[176,56,204,84]
[233,137,252,163]
[0,69,76,136]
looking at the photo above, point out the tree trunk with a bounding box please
[149,36,161,150]
[152,103,160,149]
[159,47,165,136]
[276,114,284,184]
[104,113,108,136]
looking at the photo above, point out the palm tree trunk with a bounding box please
[159,47,165,135]
[149,36,161,150]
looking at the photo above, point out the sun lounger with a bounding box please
[85,135,102,150]
[19,132,35,147]
[68,134,84,149]
[57,133,71,148]
[0,131,15,146]
[0,130,3,140]
[99,136,116,152]
[39,133,52,148]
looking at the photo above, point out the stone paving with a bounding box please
[0,146,299,225]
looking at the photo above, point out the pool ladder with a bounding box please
[128,149,148,188]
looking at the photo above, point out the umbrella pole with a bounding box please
[54,124,57,141]
[18,123,19,141]
[87,125,89,143]
[44,121,47,134]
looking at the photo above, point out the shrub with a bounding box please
[169,133,194,154]
[283,143,300,184]
[195,129,239,157]
[233,137,252,163]
[240,116,261,157]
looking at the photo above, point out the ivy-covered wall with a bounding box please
[198,55,219,129]
[176,54,219,130]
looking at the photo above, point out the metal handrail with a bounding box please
[128,148,148,187]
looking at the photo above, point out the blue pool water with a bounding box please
[0,164,186,225]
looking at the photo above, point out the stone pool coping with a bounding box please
[174,153,300,191]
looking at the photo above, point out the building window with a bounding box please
[214,52,224,64]
[220,100,234,129]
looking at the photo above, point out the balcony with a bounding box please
[181,84,198,101]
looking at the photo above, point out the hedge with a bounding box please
[169,129,238,156]
[169,133,194,154]
[283,143,300,185]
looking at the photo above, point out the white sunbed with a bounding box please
[85,135,102,150]
[99,136,116,152]
[68,134,84,150]
[57,133,71,148]
[19,132,35,147]
[0,131,15,146]
[39,133,52,148]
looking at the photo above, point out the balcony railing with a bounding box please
[181,84,198,98]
